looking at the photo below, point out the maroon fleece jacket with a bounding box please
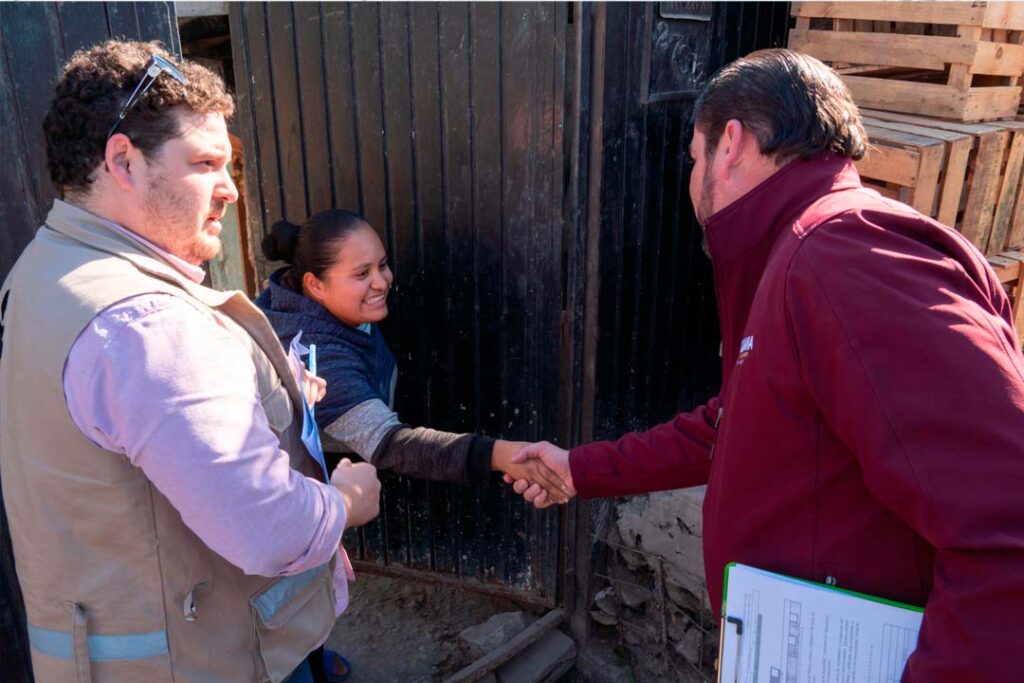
[570,155,1024,680]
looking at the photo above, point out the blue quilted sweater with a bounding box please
[254,268,397,431]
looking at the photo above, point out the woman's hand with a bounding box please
[302,369,327,406]
[492,440,572,504]
[504,441,576,509]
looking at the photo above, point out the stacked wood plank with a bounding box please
[789,2,1024,122]
[856,110,1024,255]
[856,115,969,228]
[854,111,1024,337]
[986,251,1024,343]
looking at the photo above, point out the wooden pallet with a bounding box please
[789,2,1024,121]
[860,109,1024,254]
[987,251,1024,343]
[857,117,971,227]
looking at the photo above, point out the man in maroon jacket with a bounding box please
[510,49,1024,680]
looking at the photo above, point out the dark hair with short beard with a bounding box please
[43,40,234,198]
[262,210,377,291]
[693,49,866,165]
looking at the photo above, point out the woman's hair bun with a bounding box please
[261,219,301,263]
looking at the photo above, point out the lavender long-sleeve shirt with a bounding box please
[61,219,349,616]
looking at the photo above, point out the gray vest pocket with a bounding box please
[249,564,335,683]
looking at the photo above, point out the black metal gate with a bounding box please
[230,2,569,604]
[562,1,791,637]
[585,2,791,442]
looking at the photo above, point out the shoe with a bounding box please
[323,649,351,683]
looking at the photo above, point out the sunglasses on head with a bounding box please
[107,54,189,139]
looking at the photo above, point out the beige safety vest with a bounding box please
[0,200,337,682]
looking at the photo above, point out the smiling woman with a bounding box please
[253,210,567,498]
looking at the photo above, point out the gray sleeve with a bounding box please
[323,399,403,461]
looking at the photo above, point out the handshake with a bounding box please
[331,441,576,528]
[493,441,576,508]
[306,374,573,520]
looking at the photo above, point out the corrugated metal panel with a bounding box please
[565,0,790,642]
[0,5,181,681]
[231,2,567,602]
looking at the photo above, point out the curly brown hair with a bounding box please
[43,40,234,197]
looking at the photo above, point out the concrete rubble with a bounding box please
[479,630,577,683]
[590,586,620,626]
[572,639,634,683]
[459,611,529,656]
[590,486,718,682]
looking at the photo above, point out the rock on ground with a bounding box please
[459,611,528,655]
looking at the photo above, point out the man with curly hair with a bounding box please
[0,40,379,683]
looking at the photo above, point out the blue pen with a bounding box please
[308,344,317,416]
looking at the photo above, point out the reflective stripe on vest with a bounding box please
[252,565,327,624]
[28,624,168,661]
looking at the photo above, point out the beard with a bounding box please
[142,173,223,264]
[698,162,716,257]
[698,161,715,227]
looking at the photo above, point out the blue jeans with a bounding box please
[283,659,314,683]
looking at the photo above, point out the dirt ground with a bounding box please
[325,571,531,682]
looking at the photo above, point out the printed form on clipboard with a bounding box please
[717,564,923,683]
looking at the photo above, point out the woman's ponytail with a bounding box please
[261,219,301,263]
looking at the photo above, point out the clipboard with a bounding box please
[287,332,329,482]
[716,563,923,683]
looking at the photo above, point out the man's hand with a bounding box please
[502,441,576,509]
[492,440,572,504]
[302,369,327,407]
[330,458,381,528]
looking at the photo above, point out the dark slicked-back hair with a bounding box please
[43,40,234,197]
[693,49,866,165]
